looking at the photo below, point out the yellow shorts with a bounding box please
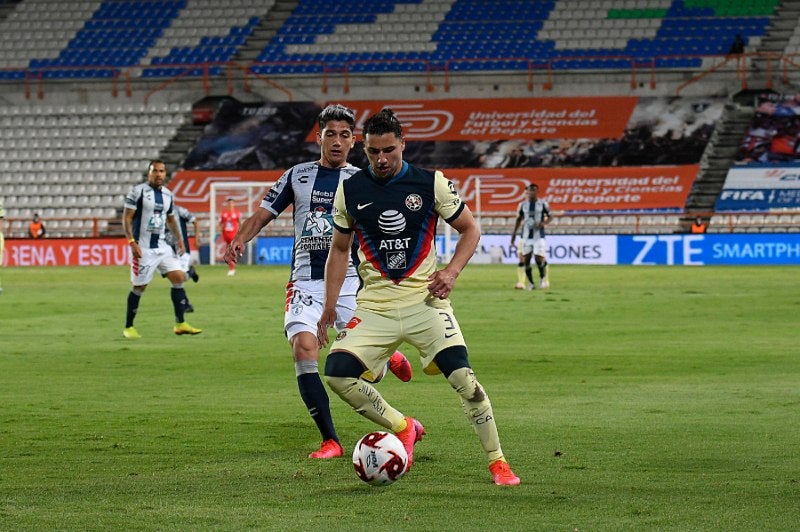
[330,299,466,379]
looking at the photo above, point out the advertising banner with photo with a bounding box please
[184,96,721,172]
[168,170,283,213]
[446,166,697,213]
[172,165,697,214]
[314,97,638,141]
[734,92,800,166]
[715,166,800,211]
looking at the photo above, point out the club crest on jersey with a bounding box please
[378,210,406,235]
[405,194,422,211]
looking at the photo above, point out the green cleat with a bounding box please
[122,327,141,339]
[173,322,202,335]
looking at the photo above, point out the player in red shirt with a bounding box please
[219,198,241,276]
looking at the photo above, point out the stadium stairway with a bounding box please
[682,101,755,230]
[232,0,297,63]
[161,119,206,173]
[750,0,800,85]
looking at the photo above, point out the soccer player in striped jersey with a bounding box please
[317,108,520,486]
[164,204,199,312]
[122,160,201,338]
[511,183,551,290]
[223,104,412,460]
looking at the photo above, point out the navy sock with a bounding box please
[524,266,534,284]
[125,291,140,328]
[297,373,338,442]
[171,287,186,323]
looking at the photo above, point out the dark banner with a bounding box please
[183,97,722,171]
[735,93,800,166]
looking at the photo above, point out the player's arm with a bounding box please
[427,205,480,300]
[511,211,523,244]
[539,205,552,228]
[223,207,275,264]
[122,207,142,258]
[166,213,185,255]
[191,219,199,248]
[317,228,353,347]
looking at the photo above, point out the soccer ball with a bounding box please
[352,431,408,486]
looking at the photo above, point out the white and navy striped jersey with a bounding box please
[261,161,359,281]
[516,198,551,241]
[165,205,195,251]
[124,182,176,250]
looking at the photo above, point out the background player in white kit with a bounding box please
[165,204,200,312]
[511,183,552,290]
[223,104,411,459]
[122,160,201,338]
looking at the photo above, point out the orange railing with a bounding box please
[7,52,800,101]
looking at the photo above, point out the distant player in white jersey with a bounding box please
[122,160,202,339]
[223,104,412,460]
[165,204,200,312]
[511,183,551,290]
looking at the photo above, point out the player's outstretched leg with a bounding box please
[446,364,519,486]
[297,359,343,459]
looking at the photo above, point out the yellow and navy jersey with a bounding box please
[333,161,464,311]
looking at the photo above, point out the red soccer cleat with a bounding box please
[388,351,413,382]
[309,439,344,459]
[489,459,521,486]
[394,416,425,471]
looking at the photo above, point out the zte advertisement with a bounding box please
[617,234,800,265]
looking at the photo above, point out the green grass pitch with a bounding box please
[0,264,798,530]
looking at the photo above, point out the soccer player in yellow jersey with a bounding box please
[317,108,520,486]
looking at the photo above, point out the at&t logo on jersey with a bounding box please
[378,210,406,234]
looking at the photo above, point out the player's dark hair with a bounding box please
[147,159,166,172]
[362,108,402,139]
[318,104,355,130]
[527,183,539,191]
